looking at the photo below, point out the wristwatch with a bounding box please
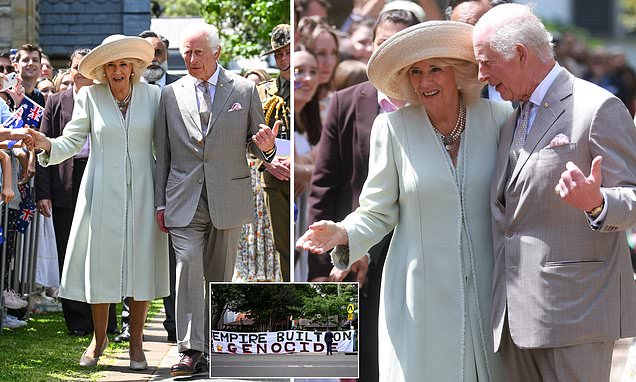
[587,199,604,219]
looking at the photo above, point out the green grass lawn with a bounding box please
[0,299,162,382]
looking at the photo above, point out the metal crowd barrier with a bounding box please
[0,177,40,333]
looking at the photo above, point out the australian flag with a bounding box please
[4,96,44,148]
[14,183,36,234]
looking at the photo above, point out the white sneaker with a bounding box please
[3,314,27,328]
[3,290,28,309]
[46,287,59,298]
[31,294,62,313]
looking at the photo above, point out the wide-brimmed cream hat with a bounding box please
[79,34,153,80]
[367,21,476,100]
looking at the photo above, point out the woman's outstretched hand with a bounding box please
[26,128,51,153]
[296,220,349,254]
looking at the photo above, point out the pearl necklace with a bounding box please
[116,86,132,113]
[431,96,466,151]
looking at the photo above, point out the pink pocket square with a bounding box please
[228,102,242,112]
[547,134,570,148]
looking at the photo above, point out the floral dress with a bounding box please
[233,156,281,281]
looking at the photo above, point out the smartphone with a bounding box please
[2,72,17,91]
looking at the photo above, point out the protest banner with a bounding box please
[212,329,355,354]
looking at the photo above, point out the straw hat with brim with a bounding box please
[367,21,476,101]
[79,35,153,80]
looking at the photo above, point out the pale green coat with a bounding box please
[39,82,169,303]
[338,100,512,381]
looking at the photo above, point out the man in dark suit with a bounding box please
[138,30,180,87]
[35,48,118,336]
[324,329,334,356]
[306,9,419,382]
[113,30,182,344]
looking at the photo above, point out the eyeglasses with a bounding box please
[0,65,14,73]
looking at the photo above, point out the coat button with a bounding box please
[198,178,203,184]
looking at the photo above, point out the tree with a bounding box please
[299,284,358,329]
[209,284,245,330]
[155,0,203,17]
[201,0,290,64]
[211,284,311,331]
[622,0,636,33]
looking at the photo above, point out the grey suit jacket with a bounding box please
[491,68,636,351]
[154,68,265,229]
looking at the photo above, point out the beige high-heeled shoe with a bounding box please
[129,350,148,370]
[79,339,108,367]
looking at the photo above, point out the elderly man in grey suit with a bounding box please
[154,23,277,377]
[473,4,636,381]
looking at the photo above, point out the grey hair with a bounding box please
[479,3,553,63]
[93,58,147,84]
[398,58,483,106]
[179,23,221,55]
[69,48,90,66]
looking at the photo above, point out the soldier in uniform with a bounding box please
[258,24,291,281]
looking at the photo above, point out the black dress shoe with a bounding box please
[171,350,202,376]
[194,355,208,374]
[69,329,89,337]
[113,326,130,343]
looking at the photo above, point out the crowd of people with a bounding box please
[295,1,636,382]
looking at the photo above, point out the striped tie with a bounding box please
[198,82,212,133]
[506,102,532,181]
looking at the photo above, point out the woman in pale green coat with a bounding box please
[31,35,168,370]
[297,22,513,381]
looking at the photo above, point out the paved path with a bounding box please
[98,308,634,381]
[97,309,289,382]
[210,353,357,378]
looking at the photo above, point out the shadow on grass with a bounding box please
[1,299,163,381]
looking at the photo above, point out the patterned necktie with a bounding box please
[507,101,532,181]
[198,82,212,133]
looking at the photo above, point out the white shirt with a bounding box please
[523,62,562,135]
[141,73,166,88]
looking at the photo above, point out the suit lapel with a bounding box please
[497,112,518,198]
[207,68,234,136]
[354,83,379,178]
[356,83,379,138]
[174,75,204,141]
[507,70,572,187]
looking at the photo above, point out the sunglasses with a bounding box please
[0,65,14,73]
